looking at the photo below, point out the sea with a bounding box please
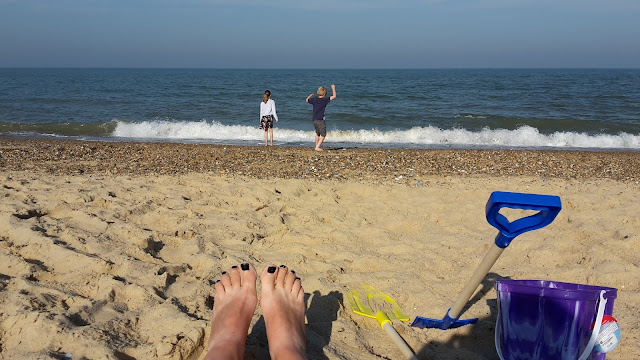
[1,68,639,151]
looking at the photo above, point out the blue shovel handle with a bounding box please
[412,191,562,330]
[486,191,562,248]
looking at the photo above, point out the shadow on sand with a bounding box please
[413,272,511,360]
[242,273,511,359]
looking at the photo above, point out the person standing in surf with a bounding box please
[260,90,278,146]
[306,84,337,151]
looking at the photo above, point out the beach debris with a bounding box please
[255,204,268,211]
[416,181,423,187]
[1,139,638,181]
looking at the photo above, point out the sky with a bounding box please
[1,0,639,69]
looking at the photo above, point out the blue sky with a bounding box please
[1,0,639,68]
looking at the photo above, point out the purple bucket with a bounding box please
[495,280,617,360]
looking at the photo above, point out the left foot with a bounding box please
[206,263,258,360]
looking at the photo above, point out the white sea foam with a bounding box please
[112,120,640,150]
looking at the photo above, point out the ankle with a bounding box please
[269,344,307,360]
[207,338,245,360]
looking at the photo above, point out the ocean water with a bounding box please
[1,68,639,150]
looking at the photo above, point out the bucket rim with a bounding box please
[495,279,617,300]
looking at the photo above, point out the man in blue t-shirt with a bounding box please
[306,84,337,151]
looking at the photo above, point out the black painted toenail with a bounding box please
[231,266,238,269]
[215,280,220,283]
[267,266,276,273]
[222,271,227,275]
[280,264,286,268]
[295,277,300,281]
[290,270,296,274]
[241,263,249,271]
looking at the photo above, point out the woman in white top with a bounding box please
[259,90,278,146]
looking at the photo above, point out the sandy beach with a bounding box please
[1,138,638,359]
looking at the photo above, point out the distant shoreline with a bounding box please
[3,133,639,153]
[2,137,639,182]
[2,67,640,70]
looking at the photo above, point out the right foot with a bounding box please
[206,263,258,360]
[260,265,308,360]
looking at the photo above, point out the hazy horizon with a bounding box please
[1,1,639,69]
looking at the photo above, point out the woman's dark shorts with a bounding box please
[260,115,274,130]
[313,119,327,137]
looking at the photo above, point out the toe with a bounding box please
[261,265,278,291]
[295,283,305,301]
[290,276,302,295]
[219,270,231,289]
[275,265,288,287]
[213,279,224,294]
[284,269,297,289]
[239,262,257,289]
[228,265,241,288]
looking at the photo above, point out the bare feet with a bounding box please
[314,147,324,151]
[206,263,258,360]
[205,264,307,360]
[260,265,308,360]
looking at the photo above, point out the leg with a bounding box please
[313,120,326,151]
[261,265,307,360]
[269,127,274,146]
[206,263,258,360]
[315,136,325,151]
[264,130,269,147]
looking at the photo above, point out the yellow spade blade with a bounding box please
[347,285,409,321]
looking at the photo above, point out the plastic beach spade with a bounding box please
[347,285,419,360]
[411,191,562,330]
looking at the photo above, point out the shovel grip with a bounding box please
[381,319,418,360]
[486,191,561,248]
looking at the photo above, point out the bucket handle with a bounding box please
[495,290,608,360]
